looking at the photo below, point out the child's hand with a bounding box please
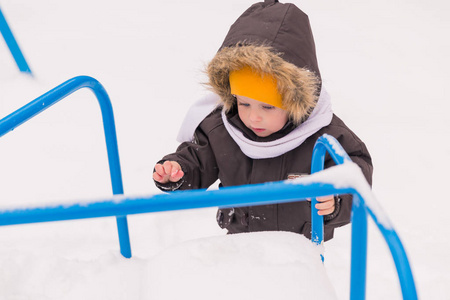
[308,196,335,216]
[153,161,184,184]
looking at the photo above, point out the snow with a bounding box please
[291,162,393,229]
[145,232,336,300]
[323,133,351,160]
[0,0,449,299]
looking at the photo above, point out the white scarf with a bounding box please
[177,88,333,159]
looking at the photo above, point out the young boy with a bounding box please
[153,0,372,241]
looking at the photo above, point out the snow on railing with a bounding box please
[309,134,417,299]
[310,133,353,245]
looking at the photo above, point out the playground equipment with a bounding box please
[0,6,32,75]
[0,76,131,257]
[0,77,417,299]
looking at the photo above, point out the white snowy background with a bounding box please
[0,0,449,299]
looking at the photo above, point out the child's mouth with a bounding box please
[252,127,266,133]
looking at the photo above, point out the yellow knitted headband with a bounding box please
[229,66,284,109]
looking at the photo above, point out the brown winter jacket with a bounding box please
[156,108,372,241]
[154,0,373,240]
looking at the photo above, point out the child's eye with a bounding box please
[262,105,274,110]
[238,102,249,107]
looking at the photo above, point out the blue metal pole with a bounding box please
[310,142,326,245]
[349,193,368,300]
[0,76,131,258]
[0,6,32,75]
[311,134,352,246]
[384,232,418,300]
[311,135,417,299]
[0,180,355,226]
[365,205,418,300]
[85,78,132,258]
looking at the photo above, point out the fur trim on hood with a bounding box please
[206,44,320,125]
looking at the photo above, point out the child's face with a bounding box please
[236,95,289,137]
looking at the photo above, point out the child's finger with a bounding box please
[170,169,184,181]
[171,167,180,177]
[154,161,184,183]
[309,196,333,203]
[162,161,174,176]
[316,196,334,202]
[153,171,165,183]
[315,201,334,210]
[154,164,167,176]
[317,207,335,216]
[315,196,335,215]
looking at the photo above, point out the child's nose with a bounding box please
[249,109,262,122]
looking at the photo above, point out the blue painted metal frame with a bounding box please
[0,179,353,226]
[0,76,131,258]
[310,134,352,245]
[310,134,417,300]
[0,161,417,299]
[0,93,417,299]
[0,6,32,74]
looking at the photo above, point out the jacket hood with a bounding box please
[206,0,321,125]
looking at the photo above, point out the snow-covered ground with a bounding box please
[0,0,449,299]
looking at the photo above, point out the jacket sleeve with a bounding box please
[154,123,220,192]
[321,127,373,239]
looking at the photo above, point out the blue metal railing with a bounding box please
[310,134,352,244]
[0,160,417,299]
[0,171,354,225]
[0,6,32,75]
[0,90,417,299]
[311,134,417,300]
[0,76,131,257]
[311,135,368,292]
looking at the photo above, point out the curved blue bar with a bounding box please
[311,134,352,245]
[364,201,418,300]
[0,6,32,74]
[310,135,417,299]
[0,76,131,258]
